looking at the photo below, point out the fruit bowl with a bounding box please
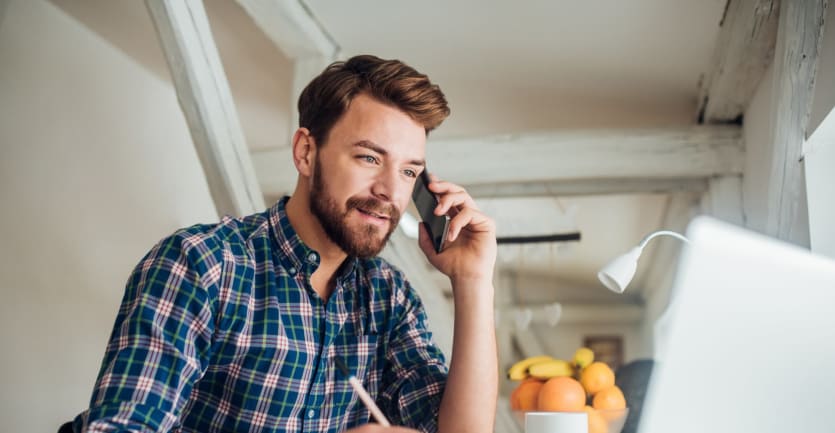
[511,408,629,433]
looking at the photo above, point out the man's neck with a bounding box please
[285,192,348,302]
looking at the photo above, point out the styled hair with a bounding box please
[297,55,450,146]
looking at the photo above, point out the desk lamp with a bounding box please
[598,230,690,293]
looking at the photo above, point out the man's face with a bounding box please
[309,94,427,258]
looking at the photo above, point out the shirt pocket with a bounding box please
[330,333,380,428]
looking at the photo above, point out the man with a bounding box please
[73,55,497,433]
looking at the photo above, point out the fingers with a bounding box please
[445,206,495,243]
[426,177,478,215]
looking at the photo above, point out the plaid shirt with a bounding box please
[74,197,448,433]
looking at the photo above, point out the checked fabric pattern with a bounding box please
[74,197,448,433]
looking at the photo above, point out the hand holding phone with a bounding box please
[411,170,450,253]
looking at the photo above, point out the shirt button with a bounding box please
[288,267,297,275]
[307,252,318,263]
[307,409,315,419]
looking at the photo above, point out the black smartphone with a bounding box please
[411,170,450,253]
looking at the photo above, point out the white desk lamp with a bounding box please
[598,230,690,293]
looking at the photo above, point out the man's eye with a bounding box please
[403,169,417,178]
[359,155,378,164]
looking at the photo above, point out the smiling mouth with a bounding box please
[357,208,390,220]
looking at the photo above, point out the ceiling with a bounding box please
[302,0,727,297]
[51,0,728,301]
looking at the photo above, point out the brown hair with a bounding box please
[297,55,450,146]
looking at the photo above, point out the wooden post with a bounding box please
[701,175,745,226]
[765,0,828,246]
[145,0,264,217]
[697,0,780,123]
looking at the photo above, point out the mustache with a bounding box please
[347,197,400,221]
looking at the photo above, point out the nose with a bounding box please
[370,166,403,204]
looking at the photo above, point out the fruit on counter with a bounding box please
[510,378,544,411]
[528,359,573,379]
[580,361,615,395]
[537,376,586,412]
[572,347,595,369]
[584,406,608,433]
[592,385,626,413]
[507,355,554,380]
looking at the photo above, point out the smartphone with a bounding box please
[411,170,450,253]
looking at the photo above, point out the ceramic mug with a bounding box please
[525,412,588,433]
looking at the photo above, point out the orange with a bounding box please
[592,385,626,411]
[584,405,608,433]
[510,384,522,411]
[537,376,586,412]
[580,362,615,396]
[513,379,544,411]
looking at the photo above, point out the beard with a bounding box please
[309,161,401,259]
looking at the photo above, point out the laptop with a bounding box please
[638,216,835,433]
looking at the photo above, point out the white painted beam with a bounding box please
[498,303,644,326]
[766,0,827,246]
[252,126,744,197]
[234,0,338,59]
[701,175,745,226]
[697,0,780,123]
[146,0,264,217]
[466,177,709,198]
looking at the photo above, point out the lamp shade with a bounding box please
[597,246,642,293]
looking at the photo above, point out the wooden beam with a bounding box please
[766,0,827,246]
[145,0,264,217]
[234,0,338,59]
[252,126,744,197]
[697,0,780,124]
[498,304,645,326]
[700,175,745,226]
[466,177,709,198]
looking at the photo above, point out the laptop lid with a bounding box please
[639,216,835,433]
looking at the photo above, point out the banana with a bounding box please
[572,347,595,370]
[528,359,574,379]
[507,355,553,381]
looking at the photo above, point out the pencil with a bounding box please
[333,356,391,427]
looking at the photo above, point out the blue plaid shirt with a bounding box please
[74,197,448,433]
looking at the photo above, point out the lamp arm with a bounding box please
[637,230,690,250]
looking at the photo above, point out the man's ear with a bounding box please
[291,128,316,177]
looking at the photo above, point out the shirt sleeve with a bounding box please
[74,231,218,432]
[378,278,449,433]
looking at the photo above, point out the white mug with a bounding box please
[525,412,588,433]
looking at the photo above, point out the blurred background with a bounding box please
[1,1,832,432]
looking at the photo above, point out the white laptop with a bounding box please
[638,216,835,433]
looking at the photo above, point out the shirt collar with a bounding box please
[268,196,358,279]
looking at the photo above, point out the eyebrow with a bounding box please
[353,140,425,167]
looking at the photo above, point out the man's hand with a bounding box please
[345,424,419,433]
[417,175,497,288]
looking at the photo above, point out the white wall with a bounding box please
[0,2,217,432]
[535,323,647,364]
